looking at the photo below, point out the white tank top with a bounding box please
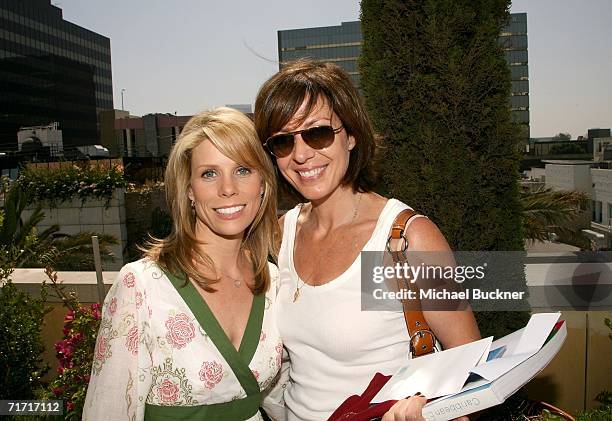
[277,198,424,420]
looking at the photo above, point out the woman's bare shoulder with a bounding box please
[404,214,451,252]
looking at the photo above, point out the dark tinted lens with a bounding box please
[267,134,295,157]
[302,126,335,149]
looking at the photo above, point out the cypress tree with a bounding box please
[360,0,530,338]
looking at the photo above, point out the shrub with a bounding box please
[18,163,127,207]
[0,279,49,400]
[42,268,101,420]
[577,390,612,421]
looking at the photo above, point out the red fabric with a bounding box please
[328,373,399,421]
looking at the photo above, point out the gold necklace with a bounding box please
[293,192,363,302]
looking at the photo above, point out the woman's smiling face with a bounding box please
[188,139,263,240]
[273,96,355,201]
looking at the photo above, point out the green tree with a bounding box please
[521,187,589,244]
[552,132,571,141]
[360,0,529,337]
[0,183,116,270]
[0,183,58,267]
[0,183,50,400]
[549,142,584,155]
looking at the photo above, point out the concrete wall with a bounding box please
[545,164,592,193]
[590,169,612,248]
[526,167,546,181]
[524,311,612,414]
[592,169,612,225]
[22,188,127,270]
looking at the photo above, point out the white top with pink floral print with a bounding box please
[82,258,284,421]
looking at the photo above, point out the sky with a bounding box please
[56,0,612,138]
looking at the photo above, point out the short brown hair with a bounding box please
[143,107,279,295]
[254,59,377,194]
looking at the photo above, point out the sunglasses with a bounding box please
[264,125,344,158]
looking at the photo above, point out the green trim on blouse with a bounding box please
[156,270,265,420]
[144,391,262,420]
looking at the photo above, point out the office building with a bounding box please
[278,14,529,137]
[0,0,113,153]
[278,21,361,88]
[499,13,529,130]
[587,128,611,154]
[101,111,191,158]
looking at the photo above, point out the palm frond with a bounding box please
[521,187,589,242]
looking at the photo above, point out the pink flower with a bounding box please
[94,336,108,361]
[135,291,143,308]
[157,379,179,403]
[123,272,135,288]
[165,313,195,349]
[251,369,260,381]
[67,401,75,411]
[109,297,117,315]
[64,310,75,323]
[125,326,138,355]
[199,361,223,389]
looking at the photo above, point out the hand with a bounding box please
[381,395,427,421]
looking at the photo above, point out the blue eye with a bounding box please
[201,169,216,178]
[236,166,252,176]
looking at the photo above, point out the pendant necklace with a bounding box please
[207,253,249,289]
[293,193,362,302]
[219,264,250,289]
[221,272,244,289]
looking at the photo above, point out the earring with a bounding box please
[190,199,196,209]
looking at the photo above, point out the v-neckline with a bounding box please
[164,270,264,395]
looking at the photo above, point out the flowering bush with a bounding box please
[44,268,101,420]
[18,163,127,207]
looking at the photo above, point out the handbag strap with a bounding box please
[388,208,437,358]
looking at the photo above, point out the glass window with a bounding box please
[511,65,528,80]
[512,80,529,94]
[592,200,603,223]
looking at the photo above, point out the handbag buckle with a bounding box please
[409,328,438,357]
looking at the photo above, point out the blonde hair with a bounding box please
[143,107,279,294]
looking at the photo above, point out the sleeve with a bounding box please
[82,263,153,421]
[261,347,290,421]
[261,262,290,421]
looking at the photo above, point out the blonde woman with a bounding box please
[83,107,283,420]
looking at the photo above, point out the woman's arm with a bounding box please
[382,216,480,421]
[82,264,152,421]
[404,216,481,348]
